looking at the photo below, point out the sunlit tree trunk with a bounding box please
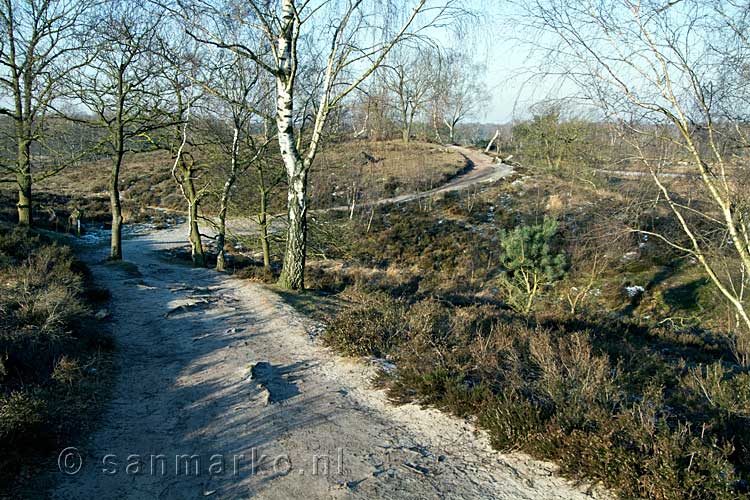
[215,177,232,272]
[265,0,437,290]
[108,72,128,261]
[402,122,411,143]
[215,126,239,272]
[277,160,308,289]
[13,67,34,226]
[183,162,205,267]
[16,146,32,225]
[257,171,272,270]
[276,0,307,290]
[109,148,124,260]
[173,114,205,268]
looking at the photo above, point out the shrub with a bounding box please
[236,264,277,283]
[0,392,46,444]
[497,217,567,313]
[310,161,749,498]
[322,292,407,357]
[325,292,748,499]
[0,224,112,493]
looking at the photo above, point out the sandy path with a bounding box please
[225,146,513,235]
[49,149,601,499]
[356,145,514,206]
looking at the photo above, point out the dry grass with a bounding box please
[35,150,180,223]
[322,289,748,499]
[311,140,466,208]
[0,224,114,497]
[297,165,750,499]
[1,140,466,238]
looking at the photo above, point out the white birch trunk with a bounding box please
[276,0,308,290]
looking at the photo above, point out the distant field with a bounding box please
[0,150,178,229]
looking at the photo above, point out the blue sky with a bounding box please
[447,1,563,124]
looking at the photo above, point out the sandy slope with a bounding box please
[49,149,605,499]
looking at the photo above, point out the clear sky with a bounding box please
[445,1,564,124]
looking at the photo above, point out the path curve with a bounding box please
[225,146,513,235]
[49,148,602,499]
[352,145,514,207]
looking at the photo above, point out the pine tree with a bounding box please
[497,218,567,314]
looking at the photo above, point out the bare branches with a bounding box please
[0,0,95,224]
[519,0,750,363]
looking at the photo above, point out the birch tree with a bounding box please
[201,54,276,272]
[433,49,486,144]
[174,5,278,271]
[0,0,92,225]
[521,0,750,364]
[348,78,392,140]
[176,0,471,289]
[166,71,207,267]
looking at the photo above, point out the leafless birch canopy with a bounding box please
[159,0,473,289]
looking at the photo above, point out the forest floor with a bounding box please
[42,148,605,499]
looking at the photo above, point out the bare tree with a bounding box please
[175,5,279,271]
[348,78,393,140]
[432,49,487,144]
[521,0,750,364]
[0,0,92,225]
[381,46,434,143]
[68,4,167,260]
[174,0,471,289]
[166,69,207,267]
[200,52,276,272]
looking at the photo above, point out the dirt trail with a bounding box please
[225,146,513,235]
[49,149,602,499]
[358,145,514,206]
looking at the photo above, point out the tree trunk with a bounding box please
[181,159,205,267]
[16,169,32,226]
[258,185,271,270]
[215,183,230,272]
[15,132,32,225]
[276,0,307,290]
[278,168,307,290]
[260,223,271,270]
[401,106,411,143]
[109,152,123,260]
[188,199,205,267]
[215,226,226,272]
[433,108,443,144]
[216,126,240,272]
[110,74,127,261]
[485,129,500,153]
